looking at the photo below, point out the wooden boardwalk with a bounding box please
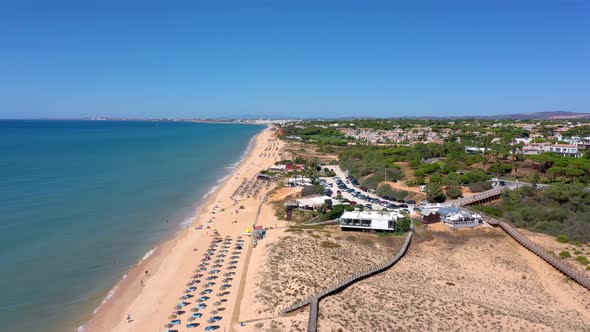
[453,187,504,206]
[277,185,590,332]
[279,222,414,331]
[498,219,590,290]
[462,203,590,291]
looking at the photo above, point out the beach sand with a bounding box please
[83,126,284,332]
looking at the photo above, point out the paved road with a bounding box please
[322,165,417,214]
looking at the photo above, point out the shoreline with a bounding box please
[78,125,280,332]
[79,134,259,330]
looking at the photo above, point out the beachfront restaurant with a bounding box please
[339,210,404,232]
[438,207,483,228]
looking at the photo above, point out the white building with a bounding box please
[546,144,580,157]
[437,207,483,229]
[268,164,287,172]
[296,196,341,209]
[284,177,312,187]
[339,210,406,231]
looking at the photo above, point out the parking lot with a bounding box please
[320,165,416,215]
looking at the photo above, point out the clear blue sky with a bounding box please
[1,0,589,119]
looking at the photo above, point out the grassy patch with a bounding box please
[377,231,406,237]
[559,251,571,258]
[556,235,569,243]
[575,256,589,265]
[285,227,303,233]
[298,224,327,230]
[359,238,375,247]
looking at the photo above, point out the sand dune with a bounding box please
[237,223,590,332]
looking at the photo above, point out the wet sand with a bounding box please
[83,126,283,332]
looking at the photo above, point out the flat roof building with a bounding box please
[339,210,406,232]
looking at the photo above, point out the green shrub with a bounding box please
[488,163,513,175]
[473,204,502,217]
[575,256,589,265]
[556,235,569,243]
[395,218,412,233]
[377,184,409,200]
[426,183,446,203]
[574,250,582,255]
[445,187,463,199]
[559,251,571,258]
[468,181,492,193]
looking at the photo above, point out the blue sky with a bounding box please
[0,0,589,119]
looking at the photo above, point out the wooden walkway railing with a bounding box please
[462,207,590,291]
[307,296,319,332]
[453,187,504,206]
[498,220,590,290]
[278,222,414,331]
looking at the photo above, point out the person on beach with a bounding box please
[127,314,131,323]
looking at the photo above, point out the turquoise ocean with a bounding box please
[0,120,264,331]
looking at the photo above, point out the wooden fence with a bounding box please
[453,187,504,206]
[498,220,590,290]
[278,221,415,331]
[462,208,590,291]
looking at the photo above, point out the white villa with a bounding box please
[547,144,581,157]
[438,207,483,228]
[339,210,406,232]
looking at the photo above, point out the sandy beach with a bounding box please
[80,129,590,332]
[83,126,283,332]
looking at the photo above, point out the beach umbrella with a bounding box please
[217,307,225,311]
[213,301,221,306]
[165,324,173,328]
[190,308,199,312]
[210,310,218,315]
[175,305,182,310]
[168,314,177,319]
[188,317,195,322]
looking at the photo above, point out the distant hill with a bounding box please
[224,111,590,121]
[483,111,590,120]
